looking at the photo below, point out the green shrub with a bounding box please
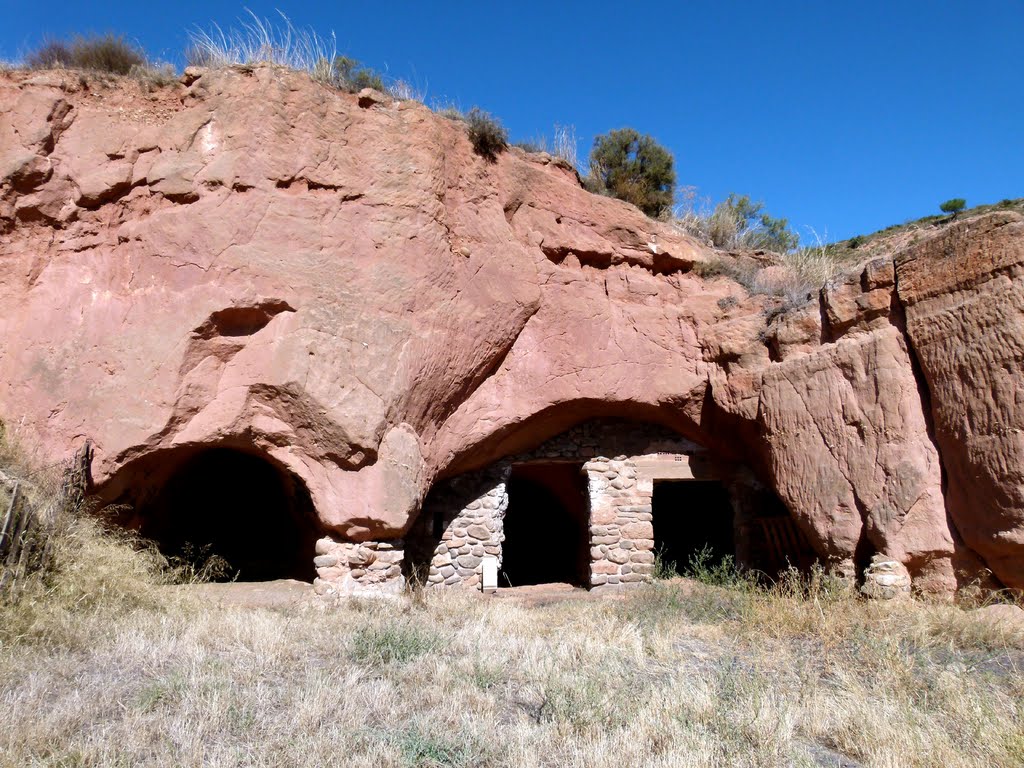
[465,107,508,161]
[27,34,146,75]
[685,545,756,589]
[939,198,967,217]
[25,40,74,69]
[329,55,384,92]
[586,127,676,217]
[653,545,680,580]
[710,193,799,252]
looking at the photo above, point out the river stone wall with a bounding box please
[410,420,713,590]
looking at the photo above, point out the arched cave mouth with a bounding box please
[499,462,590,588]
[134,447,319,582]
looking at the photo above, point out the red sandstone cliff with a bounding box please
[1,65,1021,592]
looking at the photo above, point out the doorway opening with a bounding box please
[499,462,590,587]
[137,448,319,582]
[651,480,735,575]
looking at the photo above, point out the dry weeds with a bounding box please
[1,521,1022,768]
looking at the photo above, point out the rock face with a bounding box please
[1,65,1022,594]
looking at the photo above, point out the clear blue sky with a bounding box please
[2,1,1021,241]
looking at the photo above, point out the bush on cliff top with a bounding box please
[26,34,147,75]
[465,107,509,161]
[585,128,676,218]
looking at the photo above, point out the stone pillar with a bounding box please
[860,554,912,599]
[313,537,405,597]
[586,457,655,590]
[426,468,509,588]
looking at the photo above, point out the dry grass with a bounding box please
[1,521,1022,767]
[515,125,580,169]
[185,11,419,101]
[186,10,338,76]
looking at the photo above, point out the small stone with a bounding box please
[313,554,338,568]
[456,554,482,569]
[314,537,337,556]
[621,522,654,539]
[607,549,630,565]
[467,524,490,540]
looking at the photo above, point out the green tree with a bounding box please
[939,198,967,218]
[586,128,676,217]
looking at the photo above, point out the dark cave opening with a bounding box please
[652,480,736,574]
[499,462,590,587]
[137,448,319,582]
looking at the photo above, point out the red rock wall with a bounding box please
[1,66,1021,592]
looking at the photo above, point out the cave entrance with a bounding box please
[138,448,319,582]
[499,462,590,588]
[652,480,735,575]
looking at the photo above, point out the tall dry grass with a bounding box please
[1,510,1021,767]
[185,11,421,101]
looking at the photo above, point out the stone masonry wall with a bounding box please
[420,465,510,588]
[414,419,709,590]
[585,457,656,589]
[313,537,405,597]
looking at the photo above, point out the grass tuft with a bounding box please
[350,621,445,665]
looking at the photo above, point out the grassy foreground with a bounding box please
[0,519,1022,768]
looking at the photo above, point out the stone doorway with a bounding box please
[651,480,735,574]
[137,448,319,582]
[499,462,590,588]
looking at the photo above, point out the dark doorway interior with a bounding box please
[652,480,735,573]
[499,462,589,587]
[138,448,319,582]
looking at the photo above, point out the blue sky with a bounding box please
[2,1,1021,241]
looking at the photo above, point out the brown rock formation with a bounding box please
[1,65,1021,592]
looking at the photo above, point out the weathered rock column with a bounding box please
[586,457,655,590]
[313,537,405,597]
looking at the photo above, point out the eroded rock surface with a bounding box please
[1,66,1022,592]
